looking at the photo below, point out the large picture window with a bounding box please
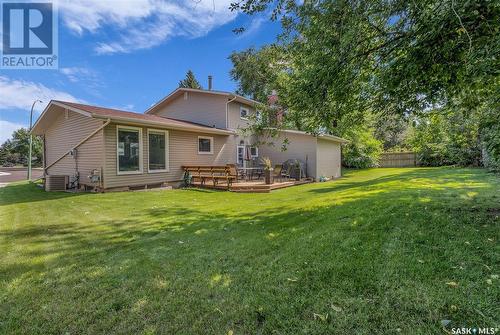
[148,129,169,172]
[198,136,213,154]
[117,126,142,174]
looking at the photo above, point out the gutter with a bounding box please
[92,114,235,135]
[318,134,350,144]
[264,128,349,143]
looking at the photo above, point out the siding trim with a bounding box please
[45,118,109,171]
[116,125,143,175]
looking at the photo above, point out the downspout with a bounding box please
[225,96,237,129]
[45,118,111,171]
[42,135,46,177]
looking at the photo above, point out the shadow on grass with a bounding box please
[0,183,85,206]
[0,182,224,207]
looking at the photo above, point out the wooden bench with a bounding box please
[182,165,236,190]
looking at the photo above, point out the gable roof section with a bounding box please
[145,87,260,115]
[31,100,234,135]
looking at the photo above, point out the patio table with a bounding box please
[238,167,264,181]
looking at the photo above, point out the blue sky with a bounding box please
[0,0,280,143]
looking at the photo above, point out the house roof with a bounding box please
[145,87,260,115]
[31,100,234,135]
[32,101,347,143]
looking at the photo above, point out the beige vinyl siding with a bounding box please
[227,101,255,130]
[103,123,236,188]
[258,131,318,179]
[45,109,104,185]
[152,91,227,129]
[316,139,341,179]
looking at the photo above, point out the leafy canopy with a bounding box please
[229,0,499,169]
[229,0,498,130]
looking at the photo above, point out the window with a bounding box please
[148,129,169,173]
[240,107,249,120]
[117,126,142,174]
[250,146,258,158]
[237,145,245,165]
[198,136,213,154]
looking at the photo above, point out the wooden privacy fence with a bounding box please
[379,152,417,167]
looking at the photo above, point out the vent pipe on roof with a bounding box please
[208,75,213,90]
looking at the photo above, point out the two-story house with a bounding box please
[31,87,347,191]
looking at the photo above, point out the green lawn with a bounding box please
[1,168,498,334]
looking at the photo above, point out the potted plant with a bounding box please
[261,157,274,184]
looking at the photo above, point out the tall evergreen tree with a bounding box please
[179,70,202,89]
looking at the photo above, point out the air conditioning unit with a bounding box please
[45,175,68,191]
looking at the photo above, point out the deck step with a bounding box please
[190,179,313,193]
[231,188,270,193]
[230,185,273,190]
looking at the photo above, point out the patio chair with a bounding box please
[227,164,245,182]
[273,165,283,182]
[281,165,292,180]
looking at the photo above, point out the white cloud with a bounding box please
[60,67,99,83]
[0,120,26,144]
[56,0,238,54]
[0,76,82,113]
[236,15,266,39]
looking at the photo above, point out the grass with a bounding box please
[0,167,498,334]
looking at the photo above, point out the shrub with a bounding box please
[342,127,383,168]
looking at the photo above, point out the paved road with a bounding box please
[0,168,43,184]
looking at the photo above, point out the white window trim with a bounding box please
[198,136,214,155]
[250,146,259,158]
[240,106,249,120]
[147,128,169,173]
[116,125,143,175]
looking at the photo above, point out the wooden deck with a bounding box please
[191,178,314,193]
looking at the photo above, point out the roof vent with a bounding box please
[208,75,213,90]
